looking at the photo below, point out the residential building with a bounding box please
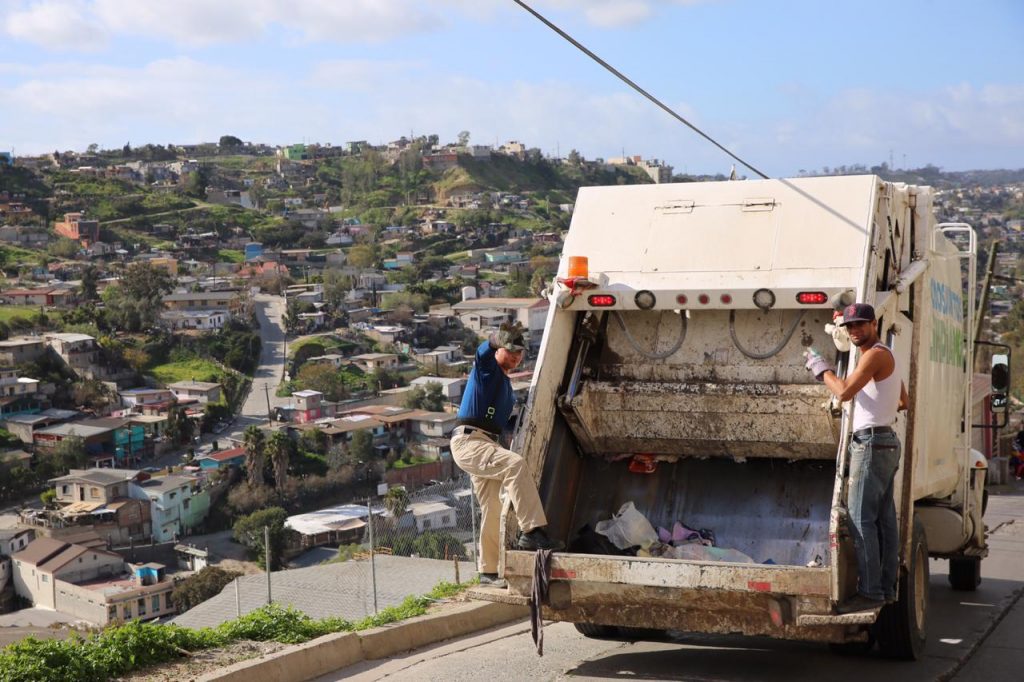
[0,449,33,470]
[53,212,99,245]
[349,353,399,372]
[158,309,229,331]
[196,446,246,471]
[0,408,78,445]
[0,337,46,366]
[285,504,377,549]
[162,290,242,312]
[450,297,550,349]
[11,538,175,625]
[118,388,174,410]
[1,287,76,308]
[0,367,42,417]
[130,475,210,542]
[44,332,100,372]
[167,380,221,404]
[408,500,457,533]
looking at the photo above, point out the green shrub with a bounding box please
[0,582,472,681]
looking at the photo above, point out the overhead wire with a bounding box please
[511,0,770,180]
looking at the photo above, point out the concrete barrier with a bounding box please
[201,601,528,682]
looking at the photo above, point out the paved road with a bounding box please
[318,486,1024,681]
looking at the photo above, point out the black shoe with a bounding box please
[517,527,565,551]
[478,573,507,588]
[836,594,886,614]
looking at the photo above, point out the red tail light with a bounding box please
[588,295,616,307]
[698,294,710,305]
[676,294,688,305]
[796,292,828,305]
[720,294,732,304]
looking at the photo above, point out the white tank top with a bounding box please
[852,343,901,431]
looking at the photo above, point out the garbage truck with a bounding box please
[479,175,989,659]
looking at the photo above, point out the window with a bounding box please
[123,603,132,619]
[165,592,173,609]
[89,487,100,498]
[152,595,161,612]
[108,606,117,621]
[137,598,146,616]
[183,498,190,510]
[41,574,48,583]
[61,485,69,495]
[169,492,176,500]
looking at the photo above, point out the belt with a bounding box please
[452,425,498,439]
[853,426,895,439]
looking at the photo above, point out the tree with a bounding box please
[40,489,57,508]
[267,431,292,489]
[218,135,243,149]
[232,506,288,570]
[457,130,471,147]
[295,362,349,402]
[80,265,99,301]
[51,436,88,471]
[298,427,328,456]
[383,486,410,520]
[348,430,375,466]
[347,244,376,269]
[171,566,242,612]
[165,404,195,446]
[403,382,445,411]
[243,425,266,488]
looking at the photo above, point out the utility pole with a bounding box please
[265,525,272,604]
[264,383,273,424]
[367,497,378,614]
[973,241,999,370]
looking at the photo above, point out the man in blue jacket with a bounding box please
[452,321,562,588]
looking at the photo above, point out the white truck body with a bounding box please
[482,176,985,656]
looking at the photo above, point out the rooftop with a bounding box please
[285,503,374,536]
[37,422,115,439]
[167,380,220,391]
[50,468,141,486]
[136,474,198,494]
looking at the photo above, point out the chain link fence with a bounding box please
[173,476,484,630]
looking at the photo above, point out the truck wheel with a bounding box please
[948,557,982,591]
[616,626,665,640]
[875,518,928,660]
[574,622,619,638]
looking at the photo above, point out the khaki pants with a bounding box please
[450,431,548,573]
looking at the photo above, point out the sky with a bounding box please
[1,0,1022,177]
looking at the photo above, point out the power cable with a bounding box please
[511,0,770,180]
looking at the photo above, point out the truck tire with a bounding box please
[875,518,928,660]
[948,557,982,591]
[574,622,619,638]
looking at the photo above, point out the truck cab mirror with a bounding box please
[991,353,1009,415]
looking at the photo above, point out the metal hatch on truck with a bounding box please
[640,197,779,273]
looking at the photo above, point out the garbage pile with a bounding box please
[586,501,756,564]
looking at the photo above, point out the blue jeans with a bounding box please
[847,431,901,601]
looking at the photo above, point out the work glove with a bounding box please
[825,317,852,352]
[495,321,526,351]
[803,348,834,381]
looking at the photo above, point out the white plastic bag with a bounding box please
[595,502,658,550]
[667,543,755,564]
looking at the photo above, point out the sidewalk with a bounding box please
[950,479,1024,680]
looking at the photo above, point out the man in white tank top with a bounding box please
[805,303,908,613]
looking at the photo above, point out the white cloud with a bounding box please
[2,0,453,49]
[542,0,716,28]
[3,0,107,50]
[306,60,424,92]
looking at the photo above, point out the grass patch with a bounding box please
[0,305,41,323]
[0,244,42,267]
[392,455,436,469]
[146,358,222,385]
[0,582,472,682]
[217,249,245,263]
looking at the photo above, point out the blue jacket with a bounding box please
[457,339,514,432]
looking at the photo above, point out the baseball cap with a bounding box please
[840,303,876,326]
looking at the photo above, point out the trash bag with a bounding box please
[595,501,658,551]
[666,543,755,564]
[570,523,632,556]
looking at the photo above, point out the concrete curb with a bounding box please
[199,601,529,682]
